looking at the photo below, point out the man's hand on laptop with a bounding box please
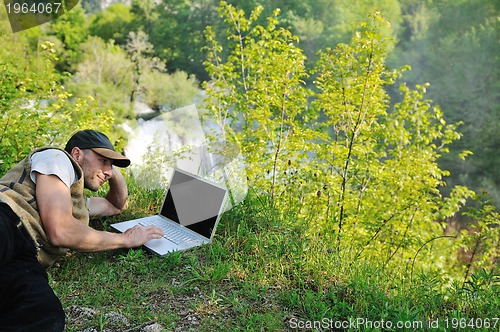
[122,225,164,248]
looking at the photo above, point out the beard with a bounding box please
[83,174,105,192]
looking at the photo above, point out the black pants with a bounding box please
[0,203,65,332]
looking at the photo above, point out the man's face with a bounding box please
[79,149,113,191]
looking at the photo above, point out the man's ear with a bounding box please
[70,147,83,163]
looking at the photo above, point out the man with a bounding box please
[0,130,164,331]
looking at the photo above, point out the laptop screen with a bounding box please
[160,170,227,239]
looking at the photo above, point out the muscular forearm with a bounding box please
[47,218,163,252]
[47,220,128,251]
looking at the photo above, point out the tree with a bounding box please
[130,0,159,37]
[224,0,402,70]
[124,30,165,104]
[79,0,103,14]
[46,3,89,73]
[203,3,474,273]
[142,70,199,112]
[88,4,136,45]
[66,36,135,119]
[391,0,500,206]
[123,29,200,111]
[0,38,114,174]
[204,2,314,206]
[145,0,218,82]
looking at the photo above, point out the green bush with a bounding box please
[202,3,483,280]
[0,40,114,174]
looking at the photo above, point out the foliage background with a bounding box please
[0,0,499,329]
[2,0,497,205]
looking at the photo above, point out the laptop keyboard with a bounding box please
[140,218,198,245]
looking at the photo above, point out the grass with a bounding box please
[49,181,500,331]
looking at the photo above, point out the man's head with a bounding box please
[65,130,130,191]
[65,130,130,168]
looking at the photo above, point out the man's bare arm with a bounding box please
[35,173,163,251]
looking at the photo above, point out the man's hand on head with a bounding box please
[88,165,129,218]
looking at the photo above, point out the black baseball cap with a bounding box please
[65,130,131,168]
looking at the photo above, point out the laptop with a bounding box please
[111,168,228,256]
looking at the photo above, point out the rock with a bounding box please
[141,323,165,332]
[65,305,164,332]
[66,305,97,325]
[65,305,133,331]
[103,311,131,328]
